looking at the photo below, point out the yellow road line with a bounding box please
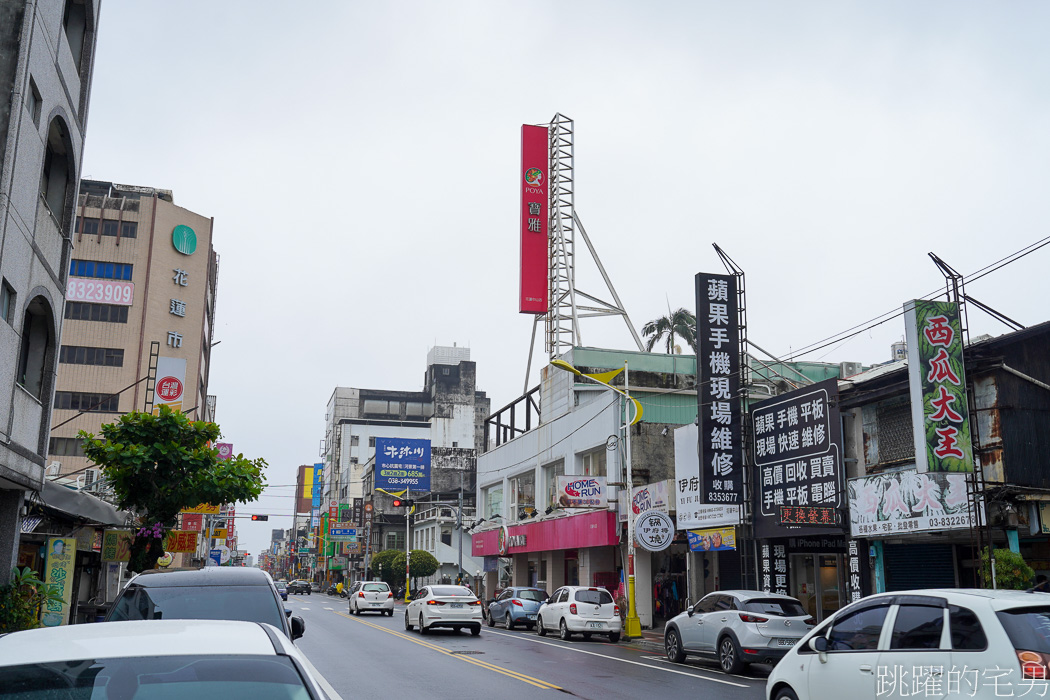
[335,611,562,691]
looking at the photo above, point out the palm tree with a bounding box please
[641,308,697,354]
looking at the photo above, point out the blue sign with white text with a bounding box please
[330,528,358,537]
[311,463,323,508]
[374,437,431,491]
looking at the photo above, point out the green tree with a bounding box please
[80,405,267,572]
[981,548,1035,590]
[641,308,697,354]
[370,549,401,588]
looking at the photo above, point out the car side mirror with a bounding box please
[291,616,305,640]
[809,636,827,652]
[687,607,694,617]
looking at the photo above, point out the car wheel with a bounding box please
[505,613,515,630]
[772,688,799,700]
[537,618,547,636]
[559,619,572,641]
[404,611,413,630]
[718,636,747,674]
[608,632,620,643]
[471,625,481,637]
[418,614,428,635]
[487,611,496,627]
[665,628,686,663]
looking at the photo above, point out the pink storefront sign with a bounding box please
[472,510,619,557]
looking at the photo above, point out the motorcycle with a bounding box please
[326,584,338,596]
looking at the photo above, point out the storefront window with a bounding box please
[510,471,536,520]
[543,460,565,509]
[483,484,504,520]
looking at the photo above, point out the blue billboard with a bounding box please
[374,437,431,491]
[311,463,323,508]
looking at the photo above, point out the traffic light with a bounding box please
[391,498,415,508]
[251,514,269,521]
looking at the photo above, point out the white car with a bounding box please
[536,585,622,643]
[349,580,395,616]
[405,584,483,635]
[767,588,1050,700]
[0,618,330,698]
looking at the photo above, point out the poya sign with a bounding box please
[497,524,527,556]
[556,476,606,508]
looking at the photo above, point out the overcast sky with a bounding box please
[81,1,1050,558]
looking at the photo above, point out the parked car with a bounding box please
[0,619,327,698]
[664,590,814,673]
[488,586,549,629]
[536,585,621,643]
[404,585,483,635]
[274,580,289,601]
[350,581,395,616]
[288,579,312,595]
[105,567,304,640]
[767,588,1050,700]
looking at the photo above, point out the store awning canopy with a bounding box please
[36,479,130,527]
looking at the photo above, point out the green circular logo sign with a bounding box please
[172,225,197,255]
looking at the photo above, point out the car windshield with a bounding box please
[430,586,473,597]
[518,590,549,602]
[274,582,287,590]
[0,655,310,699]
[109,585,284,630]
[744,599,807,617]
[997,607,1050,653]
[363,583,389,592]
[574,589,613,605]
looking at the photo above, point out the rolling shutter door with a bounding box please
[884,543,955,591]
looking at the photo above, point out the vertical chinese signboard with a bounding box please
[695,273,742,505]
[519,124,549,314]
[904,300,974,473]
[42,537,75,626]
[153,356,187,415]
[752,378,843,538]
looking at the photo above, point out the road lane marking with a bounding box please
[484,629,751,688]
[334,611,562,690]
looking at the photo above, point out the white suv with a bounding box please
[767,588,1050,700]
[536,586,621,643]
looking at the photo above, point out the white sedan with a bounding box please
[405,584,483,635]
[349,580,395,616]
[0,618,334,698]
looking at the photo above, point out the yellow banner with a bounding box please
[42,538,75,627]
[101,530,132,562]
[181,503,221,514]
[209,528,228,540]
[165,530,199,553]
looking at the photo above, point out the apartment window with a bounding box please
[441,528,451,546]
[17,298,53,399]
[581,449,607,477]
[62,0,87,71]
[350,435,359,447]
[543,460,566,509]
[862,397,915,467]
[26,77,41,126]
[385,532,405,551]
[64,302,129,323]
[482,484,504,520]
[368,436,376,447]
[509,472,536,520]
[1,279,14,325]
[49,437,86,457]
[68,259,133,281]
[60,345,124,367]
[53,391,118,412]
[93,220,137,238]
[77,218,98,236]
[41,119,71,218]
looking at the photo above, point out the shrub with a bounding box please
[981,548,1034,590]
[0,567,65,633]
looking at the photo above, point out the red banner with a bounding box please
[519,124,549,314]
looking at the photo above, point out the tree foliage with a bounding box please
[80,406,267,572]
[981,547,1035,590]
[0,567,65,633]
[370,549,401,587]
[641,308,697,354]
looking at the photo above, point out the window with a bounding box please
[827,605,889,651]
[17,298,52,399]
[59,345,124,367]
[543,459,565,509]
[64,302,129,323]
[41,120,71,218]
[581,449,606,477]
[890,605,945,650]
[385,532,405,551]
[862,397,915,467]
[995,607,1050,654]
[68,259,133,281]
[53,391,118,412]
[121,221,137,238]
[48,437,85,457]
[482,483,503,520]
[949,605,987,650]
[92,220,137,238]
[695,595,718,614]
[77,218,98,236]
[575,589,613,605]
[368,436,376,447]
[62,0,87,71]
[26,77,41,126]
[1,279,14,325]
[509,471,535,520]
[350,435,359,447]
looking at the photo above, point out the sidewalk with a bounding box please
[622,627,665,654]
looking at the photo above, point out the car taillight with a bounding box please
[426,600,445,606]
[614,605,621,617]
[469,600,482,606]
[1017,650,1050,679]
[512,599,524,607]
[570,603,577,615]
[803,617,816,626]
[358,591,365,598]
[387,592,393,598]
[738,613,768,623]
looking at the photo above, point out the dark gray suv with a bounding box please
[105,567,305,640]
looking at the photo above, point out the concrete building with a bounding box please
[47,180,219,485]
[0,0,100,577]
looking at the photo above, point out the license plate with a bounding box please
[587,622,604,629]
[370,602,382,606]
[776,638,797,647]
[449,603,463,609]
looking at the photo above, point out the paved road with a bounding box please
[287,593,769,700]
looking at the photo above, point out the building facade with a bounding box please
[0,0,100,576]
[47,180,219,484]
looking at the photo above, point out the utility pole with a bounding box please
[404,487,411,603]
[457,487,464,585]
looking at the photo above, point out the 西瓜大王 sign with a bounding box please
[374,438,431,490]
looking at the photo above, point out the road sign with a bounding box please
[330,527,357,537]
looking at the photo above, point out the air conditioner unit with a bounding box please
[85,468,98,486]
[45,462,61,477]
[839,362,863,378]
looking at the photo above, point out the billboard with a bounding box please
[752,378,843,538]
[66,278,134,306]
[43,537,76,626]
[695,272,743,505]
[153,356,187,414]
[687,527,737,552]
[519,124,549,314]
[904,300,974,473]
[374,437,431,490]
[674,424,740,529]
[555,476,606,508]
[618,481,671,523]
[848,469,980,537]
